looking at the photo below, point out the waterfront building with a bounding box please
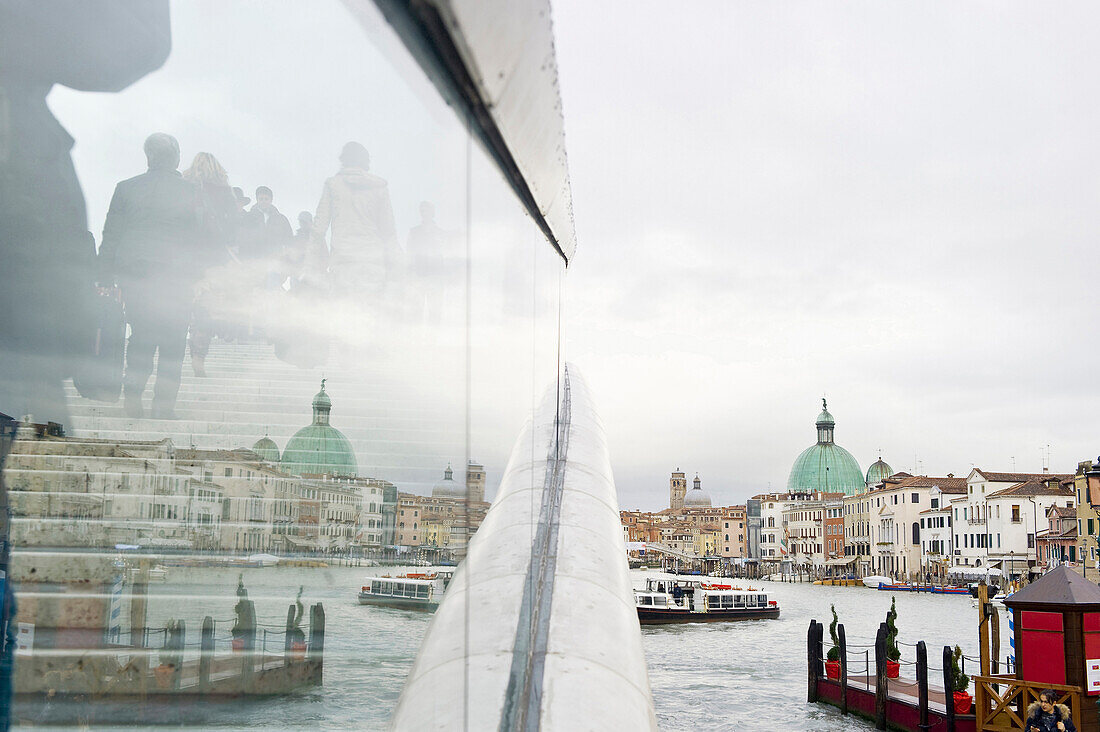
[786,400,865,496]
[1073,459,1100,581]
[746,498,762,559]
[917,480,966,578]
[1036,506,1078,569]
[783,491,843,568]
[394,464,491,558]
[950,469,1074,578]
[719,505,747,559]
[865,474,965,579]
[823,496,845,564]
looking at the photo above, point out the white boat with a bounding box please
[635,578,780,624]
[862,575,891,589]
[358,569,455,611]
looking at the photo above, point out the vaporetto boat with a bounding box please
[358,569,455,611]
[634,578,780,624]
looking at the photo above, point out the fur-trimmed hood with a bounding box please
[1026,700,1072,722]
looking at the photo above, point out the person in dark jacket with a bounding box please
[98,133,202,419]
[0,2,170,424]
[1026,690,1077,732]
[243,186,292,275]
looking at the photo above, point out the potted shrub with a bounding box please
[825,605,842,680]
[885,597,901,678]
[288,586,307,661]
[949,645,972,713]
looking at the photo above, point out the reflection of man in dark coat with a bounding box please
[98,134,202,419]
[0,2,171,423]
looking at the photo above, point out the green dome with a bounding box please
[865,457,894,486]
[787,399,864,496]
[251,436,281,462]
[281,380,358,478]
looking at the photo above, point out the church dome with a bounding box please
[683,474,712,507]
[281,380,358,477]
[786,399,865,496]
[251,436,281,463]
[432,464,466,498]
[865,457,894,486]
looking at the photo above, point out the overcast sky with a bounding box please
[47,2,1099,511]
[553,1,1100,509]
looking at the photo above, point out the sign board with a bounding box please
[16,622,34,654]
[1086,658,1100,695]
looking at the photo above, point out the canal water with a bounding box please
[13,568,997,730]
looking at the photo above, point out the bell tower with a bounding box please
[670,469,687,510]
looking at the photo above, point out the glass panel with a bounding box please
[0,3,565,728]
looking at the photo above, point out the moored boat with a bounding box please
[862,575,891,589]
[635,578,780,624]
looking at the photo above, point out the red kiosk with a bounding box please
[1002,565,1100,730]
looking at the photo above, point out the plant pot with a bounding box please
[825,660,841,680]
[231,637,245,652]
[952,690,972,714]
[154,663,174,689]
[291,640,307,661]
[886,660,900,678]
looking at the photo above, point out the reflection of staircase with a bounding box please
[62,341,465,493]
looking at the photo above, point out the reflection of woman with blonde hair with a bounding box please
[183,152,238,376]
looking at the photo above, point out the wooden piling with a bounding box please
[807,620,819,703]
[942,645,955,732]
[199,616,213,692]
[284,604,295,666]
[309,602,326,685]
[240,599,256,691]
[916,640,928,731]
[874,622,887,730]
[838,623,848,715]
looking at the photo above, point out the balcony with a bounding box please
[967,517,986,525]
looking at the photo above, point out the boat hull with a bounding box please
[357,593,438,611]
[637,607,780,624]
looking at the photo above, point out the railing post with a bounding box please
[875,622,887,730]
[916,640,928,731]
[199,616,213,693]
[807,620,820,703]
[942,645,955,732]
[838,623,848,715]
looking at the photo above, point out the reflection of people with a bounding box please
[311,142,397,293]
[406,201,451,324]
[1026,690,1076,732]
[183,152,238,377]
[0,3,171,423]
[98,133,202,420]
[244,186,292,283]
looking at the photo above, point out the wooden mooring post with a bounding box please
[838,623,848,716]
[198,616,214,692]
[941,645,955,732]
[308,602,326,685]
[874,622,887,730]
[916,640,928,731]
[807,619,821,703]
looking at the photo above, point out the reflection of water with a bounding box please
[13,569,992,729]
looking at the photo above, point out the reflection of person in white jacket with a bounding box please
[310,141,398,293]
